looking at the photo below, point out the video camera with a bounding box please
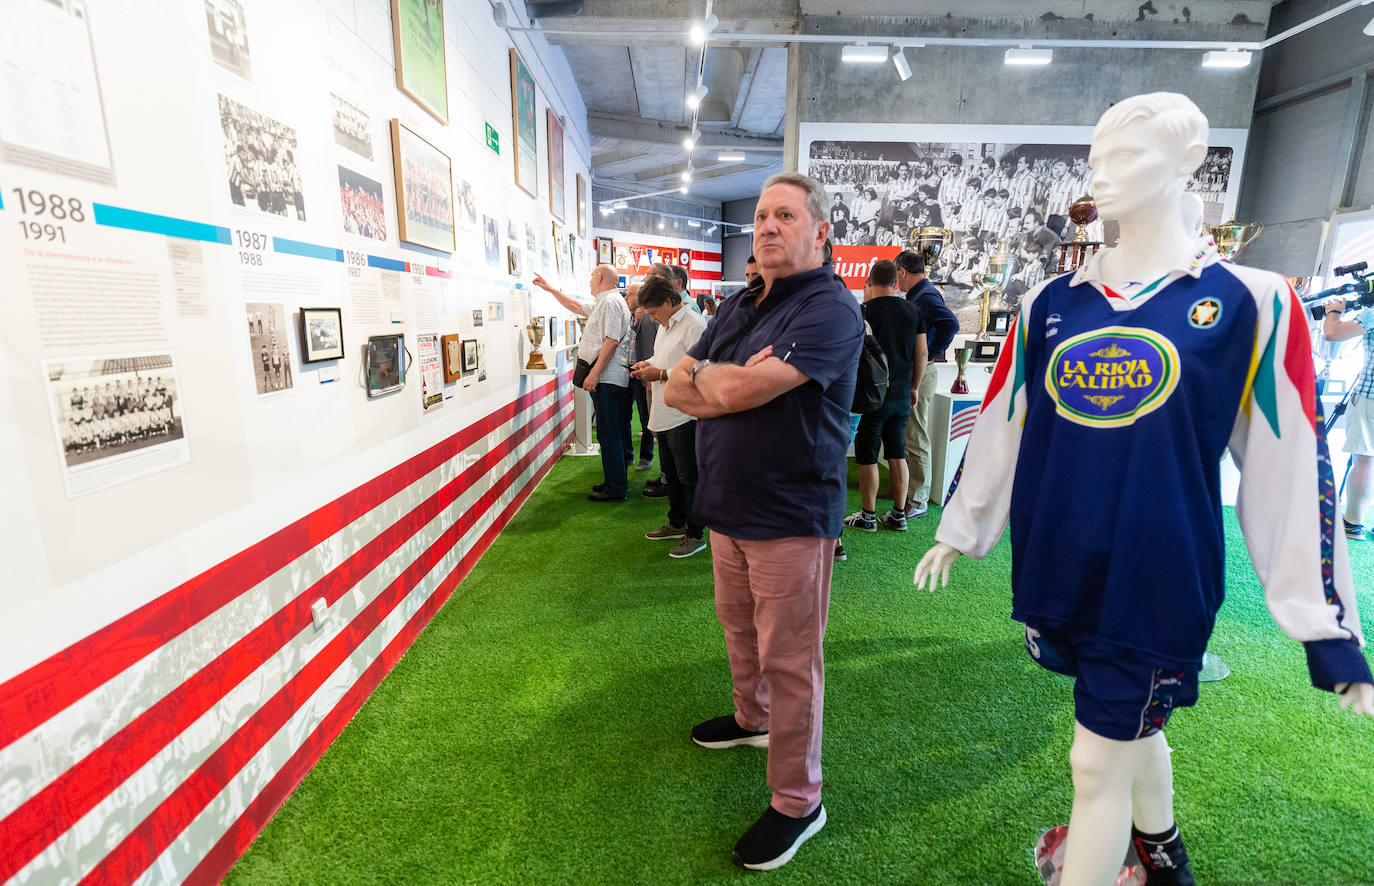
[1303,261,1374,321]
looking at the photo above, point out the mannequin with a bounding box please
[914,93,1374,886]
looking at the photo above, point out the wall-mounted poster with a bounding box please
[441,333,462,382]
[391,0,447,123]
[366,333,407,397]
[220,94,305,220]
[338,166,387,241]
[472,309,484,328]
[417,333,442,410]
[300,307,344,363]
[390,119,454,253]
[483,215,500,265]
[244,303,293,397]
[455,176,477,229]
[547,108,565,221]
[1,0,116,186]
[576,173,588,238]
[330,93,372,159]
[509,48,538,197]
[205,0,252,80]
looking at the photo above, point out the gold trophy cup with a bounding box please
[1209,217,1262,260]
[524,317,547,370]
[908,226,954,270]
[950,346,971,394]
[971,239,1017,341]
[1053,195,1104,272]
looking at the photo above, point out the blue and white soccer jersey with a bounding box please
[938,237,1371,737]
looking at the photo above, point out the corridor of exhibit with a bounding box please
[2,1,1374,884]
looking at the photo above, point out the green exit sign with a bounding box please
[485,122,500,154]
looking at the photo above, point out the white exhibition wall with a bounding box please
[0,0,584,881]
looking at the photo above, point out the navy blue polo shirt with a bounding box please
[688,265,864,540]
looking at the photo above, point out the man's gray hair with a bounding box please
[761,172,831,224]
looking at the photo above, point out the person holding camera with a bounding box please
[1324,295,1374,540]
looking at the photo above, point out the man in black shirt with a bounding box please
[844,260,928,533]
[895,250,958,516]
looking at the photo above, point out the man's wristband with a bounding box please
[1327,310,1343,317]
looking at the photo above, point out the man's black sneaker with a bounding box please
[878,510,907,531]
[691,714,768,749]
[733,804,826,871]
[1131,826,1196,886]
[834,544,846,562]
[842,510,877,532]
[642,483,669,499]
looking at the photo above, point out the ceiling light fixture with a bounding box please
[689,14,719,45]
[717,151,746,161]
[1366,14,1374,36]
[683,129,699,150]
[679,185,690,194]
[841,43,889,64]
[681,168,693,182]
[1201,49,1252,68]
[688,220,702,228]
[686,84,709,109]
[707,225,718,235]
[658,219,665,230]
[1004,46,1052,66]
[613,202,627,211]
[891,46,912,81]
[741,224,755,234]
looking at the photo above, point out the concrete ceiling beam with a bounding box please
[587,112,784,149]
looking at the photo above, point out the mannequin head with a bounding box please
[1088,93,1208,223]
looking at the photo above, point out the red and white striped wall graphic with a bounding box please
[0,373,574,885]
[690,249,722,294]
[949,402,980,442]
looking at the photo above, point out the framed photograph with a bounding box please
[509,48,538,197]
[390,119,454,253]
[472,309,484,328]
[330,92,372,159]
[576,173,588,238]
[441,333,462,382]
[299,307,345,363]
[461,338,478,373]
[547,108,565,220]
[245,303,293,396]
[365,333,407,397]
[565,319,576,346]
[596,237,613,264]
[205,0,252,79]
[483,214,500,266]
[507,245,522,277]
[971,340,1002,363]
[548,317,558,347]
[391,0,447,123]
[988,310,1014,336]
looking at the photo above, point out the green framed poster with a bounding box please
[391,0,448,123]
[510,47,538,198]
[547,108,565,221]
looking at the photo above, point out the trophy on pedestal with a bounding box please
[524,317,547,370]
[1053,195,1104,273]
[950,346,971,394]
[908,226,954,270]
[1209,217,1263,260]
[972,239,1017,341]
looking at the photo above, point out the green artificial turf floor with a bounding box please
[228,442,1374,885]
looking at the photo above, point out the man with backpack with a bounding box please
[845,259,928,533]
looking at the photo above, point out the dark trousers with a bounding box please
[591,383,631,497]
[657,420,702,538]
[629,378,654,462]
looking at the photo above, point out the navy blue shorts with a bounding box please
[1023,623,1200,741]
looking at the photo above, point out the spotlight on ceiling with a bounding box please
[741,224,755,234]
[1201,49,1252,68]
[717,151,746,162]
[841,44,889,64]
[658,219,665,230]
[891,46,912,81]
[686,84,709,109]
[612,202,627,210]
[1366,14,1374,36]
[1004,46,1052,66]
[683,129,699,150]
[688,220,702,228]
[681,168,693,183]
[689,14,718,45]
[679,185,689,194]
[707,225,718,235]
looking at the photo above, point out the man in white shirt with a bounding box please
[630,275,709,557]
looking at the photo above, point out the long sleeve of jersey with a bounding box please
[1226,271,1371,691]
[934,283,1045,558]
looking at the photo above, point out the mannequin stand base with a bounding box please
[1198,651,1230,682]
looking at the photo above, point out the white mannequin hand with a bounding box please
[913,543,961,593]
[1334,682,1374,717]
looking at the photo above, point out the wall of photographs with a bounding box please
[0,0,590,882]
[798,121,1247,334]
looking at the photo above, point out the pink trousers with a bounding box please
[710,533,832,817]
